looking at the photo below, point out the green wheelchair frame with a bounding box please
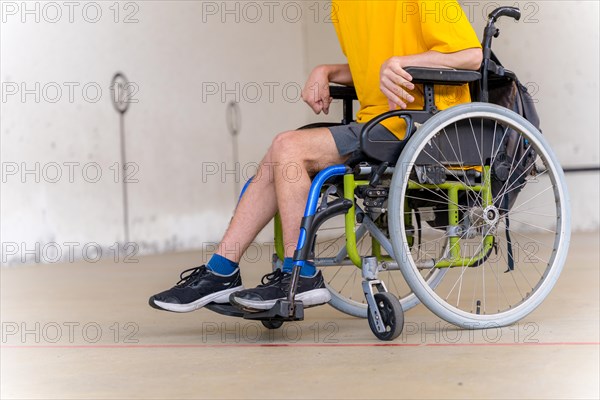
[273,167,495,271]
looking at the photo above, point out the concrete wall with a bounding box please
[1,1,598,265]
[1,1,310,264]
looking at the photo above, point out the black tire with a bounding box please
[298,122,343,131]
[261,320,284,330]
[367,292,404,341]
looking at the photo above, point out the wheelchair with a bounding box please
[206,6,571,340]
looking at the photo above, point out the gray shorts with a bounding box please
[328,122,397,156]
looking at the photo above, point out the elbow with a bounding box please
[465,48,483,70]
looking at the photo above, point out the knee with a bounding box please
[271,130,301,161]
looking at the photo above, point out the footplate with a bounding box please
[205,303,245,318]
[242,299,304,322]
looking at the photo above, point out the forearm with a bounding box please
[379,47,482,110]
[320,64,353,86]
[400,48,483,71]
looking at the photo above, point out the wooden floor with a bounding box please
[1,232,599,399]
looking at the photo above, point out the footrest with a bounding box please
[205,303,245,318]
[242,299,305,322]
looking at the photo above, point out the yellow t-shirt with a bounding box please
[332,0,482,138]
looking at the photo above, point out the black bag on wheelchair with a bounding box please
[485,52,540,212]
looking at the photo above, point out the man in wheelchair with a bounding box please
[149,1,482,313]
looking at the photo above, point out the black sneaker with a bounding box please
[149,265,243,313]
[229,269,331,311]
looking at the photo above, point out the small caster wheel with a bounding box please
[368,292,404,341]
[261,320,284,330]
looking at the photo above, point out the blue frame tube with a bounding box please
[237,177,253,204]
[293,165,348,267]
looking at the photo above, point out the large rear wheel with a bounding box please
[388,103,570,328]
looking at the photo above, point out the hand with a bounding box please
[302,66,333,115]
[380,57,415,110]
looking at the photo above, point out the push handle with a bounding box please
[480,6,522,102]
[483,6,522,54]
[488,6,521,22]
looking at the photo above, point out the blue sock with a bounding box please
[282,257,317,278]
[206,254,238,276]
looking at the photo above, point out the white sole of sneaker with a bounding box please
[233,288,331,311]
[153,286,244,313]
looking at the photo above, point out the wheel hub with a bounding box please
[468,206,499,228]
[483,206,499,226]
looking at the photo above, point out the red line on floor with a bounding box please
[2,342,599,349]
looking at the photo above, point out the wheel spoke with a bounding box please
[389,104,568,327]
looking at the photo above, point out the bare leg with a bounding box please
[216,127,345,263]
[270,128,346,257]
[216,147,278,263]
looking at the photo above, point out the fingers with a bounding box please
[309,96,333,115]
[310,102,322,114]
[381,85,408,109]
[318,85,331,114]
[322,96,333,115]
[380,58,416,110]
[387,99,397,111]
[381,76,414,103]
[380,77,415,110]
[302,85,331,115]
[381,68,414,93]
[388,62,414,87]
[381,59,414,90]
[302,89,321,114]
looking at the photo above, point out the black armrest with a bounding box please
[404,67,481,86]
[329,85,357,125]
[329,85,358,100]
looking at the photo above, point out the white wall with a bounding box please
[1,1,598,265]
[1,1,309,264]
